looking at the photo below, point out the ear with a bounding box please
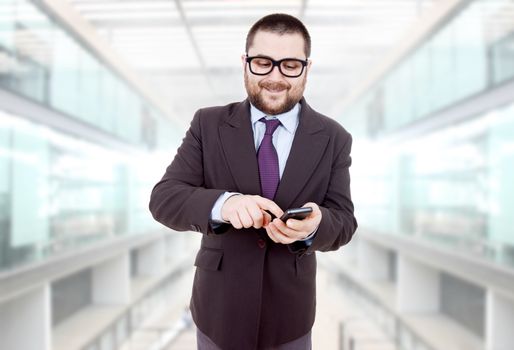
[241,54,247,68]
[304,59,312,77]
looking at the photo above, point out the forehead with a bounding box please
[248,30,306,59]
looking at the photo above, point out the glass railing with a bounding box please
[0,0,183,273]
[351,100,514,269]
[0,110,170,272]
[340,0,514,137]
[336,270,436,350]
[0,0,179,150]
[81,264,190,350]
[340,0,514,271]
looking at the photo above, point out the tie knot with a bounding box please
[260,117,281,136]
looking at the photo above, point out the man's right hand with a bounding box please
[221,195,283,229]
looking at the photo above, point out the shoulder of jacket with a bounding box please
[196,101,241,119]
[309,108,351,139]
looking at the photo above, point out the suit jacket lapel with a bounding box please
[219,99,262,196]
[218,98,329,210]
[274,98,329,209]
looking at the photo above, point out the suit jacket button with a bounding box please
[257,239,266,249]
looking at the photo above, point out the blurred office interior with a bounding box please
[1,0,514,349]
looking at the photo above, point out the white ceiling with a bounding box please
[67,0,438,122]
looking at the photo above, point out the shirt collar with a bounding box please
[250,102,300,134]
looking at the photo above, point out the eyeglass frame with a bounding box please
[245,54,309,78]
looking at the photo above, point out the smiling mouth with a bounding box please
[264,87,285,93]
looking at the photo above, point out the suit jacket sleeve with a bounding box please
[293,131,357,256]
[149,109,225,234]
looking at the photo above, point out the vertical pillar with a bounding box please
[92,253,130,304]
[486,290,514,350]
[397,254,440,312]
[0,285,51,350]
[357,240,390,281]
[137,239,165,276]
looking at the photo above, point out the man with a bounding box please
[149,13,357,350]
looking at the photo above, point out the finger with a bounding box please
[301,203,322,228]
[265,226,279,243]
[302,202,321,217]
[267,223,286,243]
[273,218,295,235]
[269,222,296,244]
[273,219,304,239]
[246,204,264,228]
[285,218,305,230]
[254,197,284,218]
[262,211,272,227]
[229,213,243,229]
[286,219,316,239]
[238,208,254,228]
[285,216,315,230]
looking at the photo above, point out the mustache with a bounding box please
[259,80,290,91]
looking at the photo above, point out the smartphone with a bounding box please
[279,207,313,222]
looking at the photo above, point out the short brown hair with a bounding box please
[245,13,311,58]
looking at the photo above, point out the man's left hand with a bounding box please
[264,203,322,244]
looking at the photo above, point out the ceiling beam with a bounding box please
[88,15,381,28]
[173,0,221,102]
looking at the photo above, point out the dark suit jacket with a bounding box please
[149,97,357,350]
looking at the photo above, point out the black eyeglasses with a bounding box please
[245,55,308,78]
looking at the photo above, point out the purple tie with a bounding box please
[257,118,281,200]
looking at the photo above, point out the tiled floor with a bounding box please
[167,327,197,350]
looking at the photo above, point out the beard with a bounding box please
[244,71,306,116]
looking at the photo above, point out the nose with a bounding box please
[268,64,285,80]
